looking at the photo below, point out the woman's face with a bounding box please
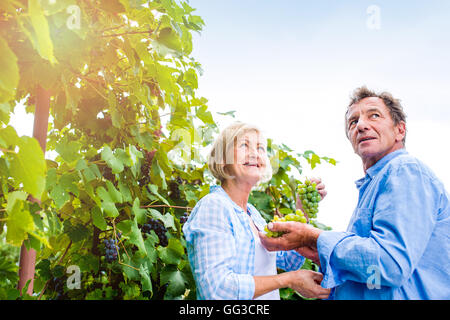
[226,130,268,186]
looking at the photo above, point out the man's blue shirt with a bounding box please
[318,149,450,299]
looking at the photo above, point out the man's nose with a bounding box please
[356,117,369,131]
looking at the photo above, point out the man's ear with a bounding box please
[396,121,406,143]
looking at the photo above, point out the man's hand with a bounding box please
[295,246,320,266]
[258,221,323,251]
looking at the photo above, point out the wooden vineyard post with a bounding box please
[17,86,50,295]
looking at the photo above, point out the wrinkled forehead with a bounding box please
[346,97,387,120]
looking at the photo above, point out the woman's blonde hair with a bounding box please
[208,122,273,184]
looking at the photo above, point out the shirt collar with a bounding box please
[210,185,248,214]
[366,148,407,178]
[355,148,408,187]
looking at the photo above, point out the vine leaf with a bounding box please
[101,146,124,174]
[138,264,152,293]
[91,206,107,231]
[9,136,46,199]
[6,191,34,246]
[28,0,57,64]
[160,264,189,297]
[0,37,19,102]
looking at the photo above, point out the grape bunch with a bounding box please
[297,179,321,219]
[103,236,120,263]
[142,218,168,247]
[169,181,181,200]
[51,277,66,300]
[179,212,189,224]
[264,209,307,238]
[139,150,155,186]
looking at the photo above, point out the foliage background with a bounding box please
[0,0,334,300]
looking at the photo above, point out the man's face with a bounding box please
[346,97,406,171]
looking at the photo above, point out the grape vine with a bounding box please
[0,0,336,301]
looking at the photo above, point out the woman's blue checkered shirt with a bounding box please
[183,185,305,300]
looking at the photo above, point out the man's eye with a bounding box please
[349,119,357,127]
[370,113,380,118]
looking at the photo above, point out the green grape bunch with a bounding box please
[297,179,321,219]
[264,209,307,238]
[264,179,323,238]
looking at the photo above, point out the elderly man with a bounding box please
[260,86,450,299]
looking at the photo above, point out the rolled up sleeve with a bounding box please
[276,250,305,272]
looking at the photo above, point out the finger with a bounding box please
[315,182,325,190]
[267,221,293,232]
[258,232,282,251]
[312,271,324,282]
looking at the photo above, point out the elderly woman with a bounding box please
[182,122,330,300]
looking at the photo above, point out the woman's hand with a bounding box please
[286,269,330,300]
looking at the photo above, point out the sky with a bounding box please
[10,0,450,231]
[186,0,450,230]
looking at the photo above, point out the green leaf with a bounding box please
[157,238,184,265]
[157,27,182,52]
[0,125,19,149]
[132,198,146,225]
[9,136,46,199]
[6,194,34,246]
[55,139,81,163]
[216,110,236,118]
[138,264,152,293]
[118,180,132,203]
[105,180,123,203]
[143,235,158,265]
[64,220,89,242]
[310,153,321,170]
[0,37,19,102]
[28,0,57,64]
[160,264,188,297]
[49,184,70,209]
[196,105,214,125]
[148,209,176,231]
[96,186,119,217]
[116,220,132,236]
[101,146,124,174]
[147,184,170,206]
[249,191,272,212]
[91,206,107,231]
[128,218,146,255]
